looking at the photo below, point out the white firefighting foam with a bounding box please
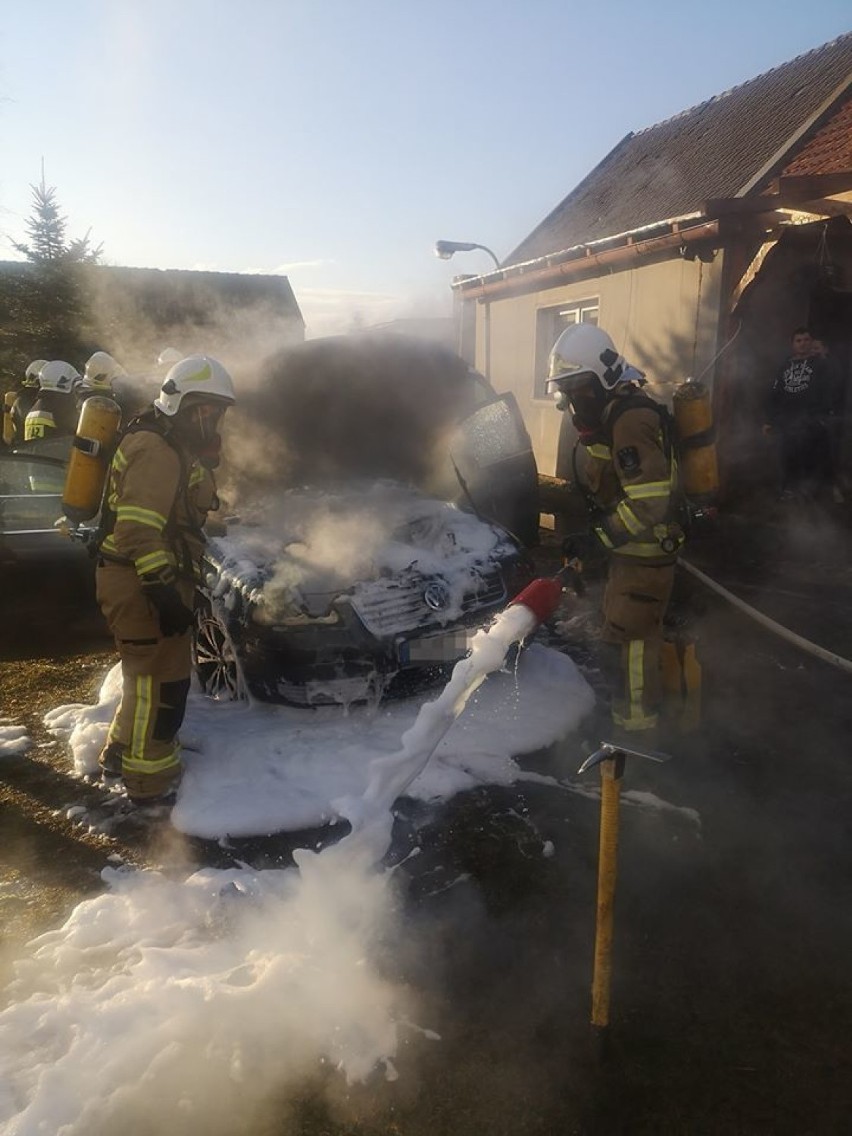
[1,624,594,1133]
[0,861,408,1135]
[332,603,541,863]
[210,483,512,628]
[44,638,593,840]
[0,721,32,757]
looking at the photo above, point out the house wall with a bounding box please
[469,253,725,476]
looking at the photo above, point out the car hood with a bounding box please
[207,482,519,624]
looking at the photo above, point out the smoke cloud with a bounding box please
[0,856,416,1135]
[221,334,484,508]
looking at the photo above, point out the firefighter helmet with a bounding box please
[82,351,126,391]
[23,359,48,388]
[546,324,641,397]
[154,355,236,416]
[157,346,183,366]
[39,360,81,393]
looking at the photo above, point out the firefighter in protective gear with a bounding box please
[8,360,48,444]
[81,350,126,396]
[95,355,235,804]
[24,360,80,441]
[547,324,684,739]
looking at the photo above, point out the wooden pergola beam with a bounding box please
[778,172,852,198]
[706,172,852,218]
[795,197,852,219]
[704,196,788,217]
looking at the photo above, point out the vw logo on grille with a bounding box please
[423,580,451,611]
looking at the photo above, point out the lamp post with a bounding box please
[434,240,500,271]
[434,240,501,378]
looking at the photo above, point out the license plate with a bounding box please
[399,630,473,664]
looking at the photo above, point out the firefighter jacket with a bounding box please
[23,392,77,442]
[11,390,37,444]
[98,425,218,584]
[578,389,683,566]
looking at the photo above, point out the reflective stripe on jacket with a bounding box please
[580,395,682,565]
[11,391,37,443]
[99,429,217,581]
[24,408,56,441]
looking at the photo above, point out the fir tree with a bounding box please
[0,176,104,378]
[12,178,103,264]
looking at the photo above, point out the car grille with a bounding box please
[350,566,506,638]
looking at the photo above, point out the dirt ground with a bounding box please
[2,517,852,1134]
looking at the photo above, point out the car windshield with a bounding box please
[0,455,66,534]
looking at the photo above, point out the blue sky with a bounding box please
[1,1,849,335]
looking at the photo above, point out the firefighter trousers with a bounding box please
[600,558,675,734]
[96,563,194,800]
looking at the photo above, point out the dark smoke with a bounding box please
[224,334,488,502]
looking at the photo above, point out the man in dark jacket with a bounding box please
[762,327,834,499]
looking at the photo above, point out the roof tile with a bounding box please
[507,34,852,265]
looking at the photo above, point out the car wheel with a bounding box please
[193,599,247,701]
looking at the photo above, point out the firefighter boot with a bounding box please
[98,741,126,780]
[124,764,183,808]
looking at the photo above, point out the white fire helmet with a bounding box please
[39,360,81,394]
[157,347,183,366]
[82,350,126,391]
[23,359,48,388]
[546,324,641,397]
[154,355,236,416]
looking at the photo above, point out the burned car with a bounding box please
[194,334,539,705]
[195,482,532,704]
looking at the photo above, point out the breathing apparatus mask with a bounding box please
[172,397,228,468]
[545,324,647,446]
[547,371,608,443]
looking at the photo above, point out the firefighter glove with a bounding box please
[562,531,604,566]
[142,581,195,637]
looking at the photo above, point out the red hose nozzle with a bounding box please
[509,575,564,625]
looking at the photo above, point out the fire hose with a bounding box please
[679,558,852,677]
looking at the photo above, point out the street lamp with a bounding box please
[434,240,500,377]
[434,239,500,271]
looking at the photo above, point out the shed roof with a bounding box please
[96,264,304,324]
[507,33,852,265]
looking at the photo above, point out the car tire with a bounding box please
[193,597,248,701]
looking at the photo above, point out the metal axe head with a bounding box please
[577,740,672,775]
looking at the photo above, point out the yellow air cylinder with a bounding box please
[62,396,122,522]
[673,378,719,501]
[2,390,17,446]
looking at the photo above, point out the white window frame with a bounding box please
[533,299,600,401]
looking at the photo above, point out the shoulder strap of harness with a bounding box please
[604,392,675,462]
[605,390,690,539]
[95,409,192,557]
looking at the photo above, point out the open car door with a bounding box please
[448,392,539,547]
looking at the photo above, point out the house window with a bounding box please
[534,300,599,399]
